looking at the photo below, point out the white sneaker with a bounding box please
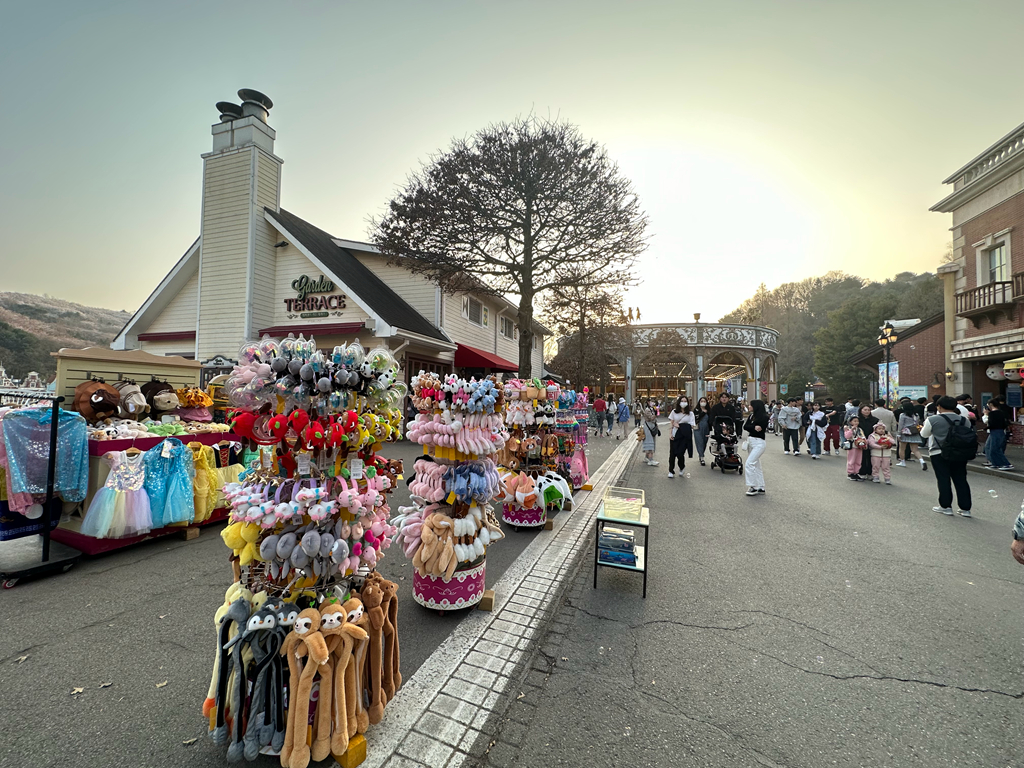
[811,455,818,460]
[896,460,906,467]
[884,479,891,485]
[649,460,660,466]
[958,509,972,518]
[745,488,758,496]
[872,477,880,483]
[933,506,954,516]
[784,450,790,455]
[667,471,674,478]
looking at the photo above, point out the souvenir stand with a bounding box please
[203,335,408,767]
[46,348,243,555]
[0,389,86,588]
[555,388,589,490]
[393,372,508,613]
[495,379,574,530]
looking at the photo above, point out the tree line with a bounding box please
[720,271,943,398]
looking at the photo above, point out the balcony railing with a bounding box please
[955,281,1014,326]
[1013,272,1024,299]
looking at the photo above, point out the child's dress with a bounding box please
[189,442,219,523]
[143,438,196,528]
[81,451,153,538]
[844,427,865,477]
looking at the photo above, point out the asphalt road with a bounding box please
[0,432,621,768]
[487,435,1024,768]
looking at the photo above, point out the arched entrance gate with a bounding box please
[607,323,779,404]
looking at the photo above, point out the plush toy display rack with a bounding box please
[0,389,82,589]
[394,372,509,615]
[495,380,578,531]
[203,334,410,766]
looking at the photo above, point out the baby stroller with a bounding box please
[709,416,743,474]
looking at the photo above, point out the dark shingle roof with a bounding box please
[266,208,448,342]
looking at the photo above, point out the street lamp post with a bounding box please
[876,322,899,406]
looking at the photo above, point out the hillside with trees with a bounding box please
[0,292,130,380]
[721,272,943,399]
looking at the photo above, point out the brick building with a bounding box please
[849,314,947,399]
[931,120,1024,404]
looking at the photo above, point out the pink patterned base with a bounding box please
[413,560,486,611]
[502,503,546,528]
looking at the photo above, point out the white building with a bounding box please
[113,90,547,380]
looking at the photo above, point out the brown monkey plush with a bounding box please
[330,597,368,755]
[360,580,387,724]
[349,597,371,736]
[311,603,346,763]
[280,608,328,768]
[380,579,400,701]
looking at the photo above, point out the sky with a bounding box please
[2,0,1022,324]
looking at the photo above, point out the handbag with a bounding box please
[740,438,750,452]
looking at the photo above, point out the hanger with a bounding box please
[125,446,143,456]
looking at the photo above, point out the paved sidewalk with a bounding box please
[476,439,1024,768]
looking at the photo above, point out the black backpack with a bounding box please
[938,414,978,462]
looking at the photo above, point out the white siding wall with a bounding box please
[351,252,438,324]
[138,339,196,357]
[251,154,282,335]
[146,271,198,333]
[196,148,253,359]
[441,294,546,374]
[272,247,371,328]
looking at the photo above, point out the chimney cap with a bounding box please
[237,89,273,110]
[216,102,243,122]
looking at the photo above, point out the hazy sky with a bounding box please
[2,1,1022,323]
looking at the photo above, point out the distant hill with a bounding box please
[0,292,131,380]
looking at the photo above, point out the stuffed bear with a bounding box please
[141,381,181,421]
[73,379,121,423]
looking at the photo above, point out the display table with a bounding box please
[593,502,649,598]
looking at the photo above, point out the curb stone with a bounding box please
[365,437,640,768]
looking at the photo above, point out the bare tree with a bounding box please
[372,116,649,377]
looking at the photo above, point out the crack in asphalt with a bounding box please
[730,609,831,636]
[569,601,1024,700]
[0,643,48,665]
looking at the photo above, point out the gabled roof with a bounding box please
[847,313,944,365]
[265,208,448,342]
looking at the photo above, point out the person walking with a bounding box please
[844,416,867,481]
[593,394,607,437]
[856,403,879,478]
[606,397,617,437]
[616,397,631,440]
[867,423,896,484]
[667,396,695,478]
[806,401,828,459]
[921,395,975,517]
[845,398,860,421]
[633,398,643,428]
[779,398,802,455]
[896,401,928,470]
[871,398,898,437]
[823,397,844,456]
[693,397,711,466]
[769,400,781,435]
[641,407,661,466]
[743,399,769,496]
[982,400,1014,471]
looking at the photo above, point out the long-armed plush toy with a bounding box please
[280,607,329,768]
[361,580,387,724]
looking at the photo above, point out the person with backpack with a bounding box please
[615,397,631,440]
[920,395,975,517]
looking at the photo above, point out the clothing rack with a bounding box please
[0,388,82,587]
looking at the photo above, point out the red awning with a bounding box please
[454,343,518,372]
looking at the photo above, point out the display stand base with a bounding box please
[543,519,554,530]
[476,588,496,611]
[582,483,593,491]
[0,536,81,589]
[333,734,367,767]
[413,559,486,613]
[501,504,546,528]
[51,506,228,555]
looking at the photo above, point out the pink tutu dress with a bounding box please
[81,451,154,538]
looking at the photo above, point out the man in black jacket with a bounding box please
[983,400,1014,470]
[822,397,843,455]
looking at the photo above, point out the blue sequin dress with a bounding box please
[81,451,153,538]
[143,439,195,527]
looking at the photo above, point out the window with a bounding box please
[500,316,515,339]
[466,297,488,326]
[988,243,1008,283]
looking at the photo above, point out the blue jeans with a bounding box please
[808,432,821,456]
[985,429,1009,467]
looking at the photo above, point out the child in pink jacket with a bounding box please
[844,416,866,481]
[867,423,895,485]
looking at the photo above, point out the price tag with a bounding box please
[261,449,272,469]
[161,441,172,459]
[349,458,364,480]
[297,452,311,477]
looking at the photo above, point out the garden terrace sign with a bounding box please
[284,275,348,315]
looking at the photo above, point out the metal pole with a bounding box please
[42,396,63,562]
